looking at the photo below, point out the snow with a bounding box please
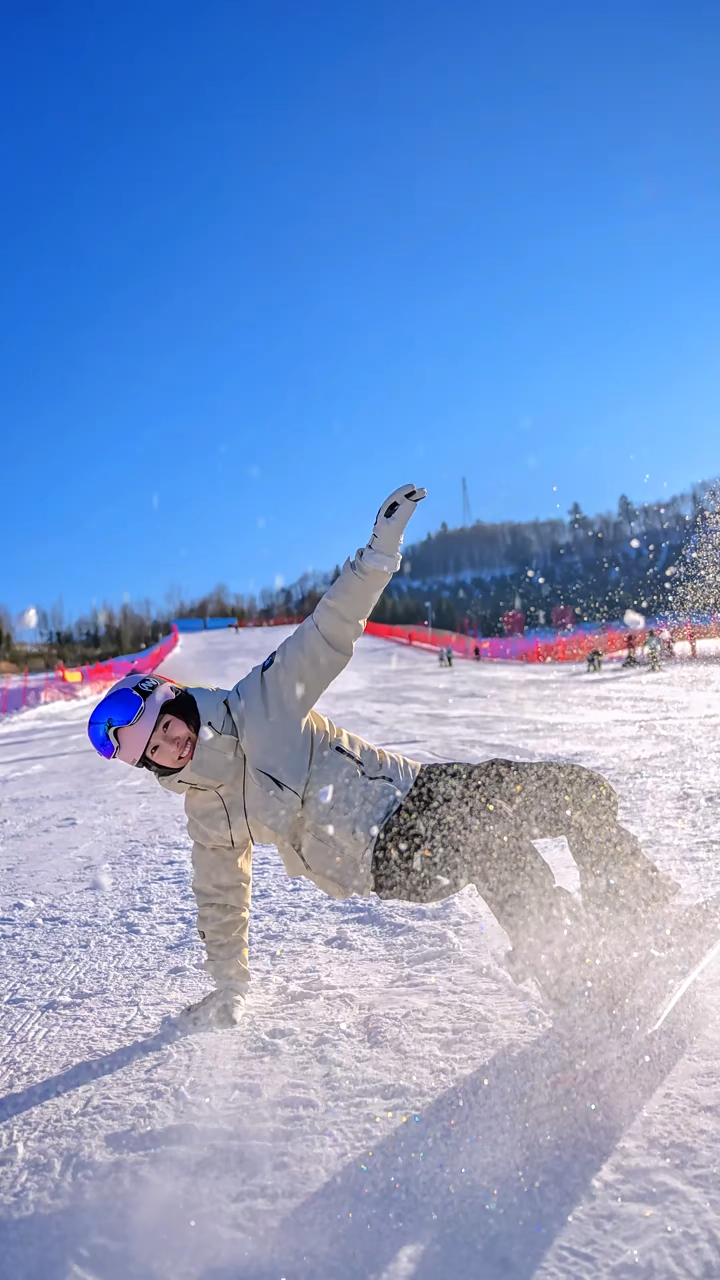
[2,630,720,1278]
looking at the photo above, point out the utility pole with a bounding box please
[462,477,472,526]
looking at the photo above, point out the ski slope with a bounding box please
[3,629,720,1279]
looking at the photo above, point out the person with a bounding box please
[586,648,603,674]
[645,629,662,672]
[445,645,453,668]
[661,628,675,659]
[622,633,638,667]
[438,647,446,666]
[473,643,481,661]
[688,625,698,659]
[88,485,679,1030]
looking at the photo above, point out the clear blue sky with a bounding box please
[2,0,719,622]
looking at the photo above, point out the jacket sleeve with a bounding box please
[191,839,252,986]
[234,549,395,721]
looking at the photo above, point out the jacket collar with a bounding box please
[158,733,243,792]
[158,685,242,793]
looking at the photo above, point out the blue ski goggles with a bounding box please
[87,687,146,759]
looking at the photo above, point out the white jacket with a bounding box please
[160,550,420,985]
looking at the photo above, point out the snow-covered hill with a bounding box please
[2,630,720,1279]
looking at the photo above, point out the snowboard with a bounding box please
[648,931,720,1034]
[535,908,720,1108]
[537,893,720,1045]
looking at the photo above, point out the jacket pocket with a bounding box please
[184,785,237,851]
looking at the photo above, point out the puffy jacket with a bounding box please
[159,550,421,985]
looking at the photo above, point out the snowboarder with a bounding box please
[645,629,662,672]
[88,485,679,1028]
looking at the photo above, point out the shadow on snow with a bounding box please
[206,1004,694,1280]
[0,1028,175,1124]
[0,1005,694,1280]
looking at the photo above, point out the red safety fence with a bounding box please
[0,627,179,719]
[4,611,713,723]
[365,618,718,663]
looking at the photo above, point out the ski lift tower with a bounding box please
[462,477,472,526]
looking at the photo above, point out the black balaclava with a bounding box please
[141,690,201,777]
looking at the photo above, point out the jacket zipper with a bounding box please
[333,743,394,784]
[288,735,315,873]
[258,768,302,799]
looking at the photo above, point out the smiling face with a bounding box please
[144,712,197,769]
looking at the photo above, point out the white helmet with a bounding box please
[87,674,182,766]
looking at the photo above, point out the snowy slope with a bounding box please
[2,631,720,1278]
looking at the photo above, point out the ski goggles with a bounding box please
[88,687,148,760]
[88,677,179,765]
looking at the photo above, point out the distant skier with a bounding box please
[622,633,638,668]
[88,485,679,1026]
[473,643,481,661]
[445,645,453,668]
[661,628,675,659]
[438,647,446,666]
[645,629,662,672]
[586,648,603,674]
[687,624,698,659]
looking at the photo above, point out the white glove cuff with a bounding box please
[359,546,401,575]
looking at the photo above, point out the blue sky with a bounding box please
[2,0,719,622]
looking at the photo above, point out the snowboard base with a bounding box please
[649,932,720,1033]
[527,895,720,1041]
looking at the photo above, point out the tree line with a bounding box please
[2,479,718,671]
[0,600,175,673]
[373,480,720,634]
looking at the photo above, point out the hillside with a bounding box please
[372,481,720,634]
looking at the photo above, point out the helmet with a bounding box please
[88,674,183,766]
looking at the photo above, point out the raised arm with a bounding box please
[230,484,426,723]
